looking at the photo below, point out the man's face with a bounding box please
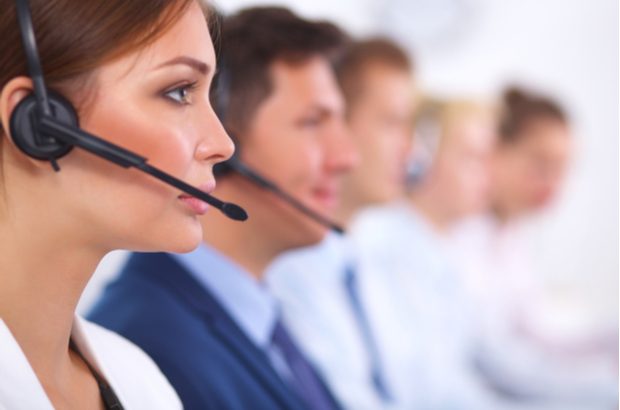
[342,63,415,208]
[237,57,358,250]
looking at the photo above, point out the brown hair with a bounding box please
[335,37,413,114]
[0,0,210,129]
[0,0,215,187]
[499,86,568,144]
[211,6,348,136]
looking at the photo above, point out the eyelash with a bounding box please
[162,81,198,105]
[298,117,322,128]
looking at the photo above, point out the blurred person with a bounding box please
[0,0,234,408]
[449,86,618,408]
[89,7,357,410]
[267,37,416,409]
[349,97,499,408]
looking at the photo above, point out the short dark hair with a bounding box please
[211,7,348,135]
[335,37,413,113]
[499,86,568,144]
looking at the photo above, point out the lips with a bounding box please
[311,185,339,211]
[178,182,216,215]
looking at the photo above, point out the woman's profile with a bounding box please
[0,0,233,408]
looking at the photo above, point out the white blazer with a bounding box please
[0,316,182,410]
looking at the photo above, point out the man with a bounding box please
[89,7,357,409]
[266,38,417,409]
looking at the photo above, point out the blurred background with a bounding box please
[80,0,618,339]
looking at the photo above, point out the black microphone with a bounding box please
[223,159,344,234]
[38,116,248,221]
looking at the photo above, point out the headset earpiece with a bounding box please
[9,91,77,161]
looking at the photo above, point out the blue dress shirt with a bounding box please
[172,245,301,383]
[172,245,277,351]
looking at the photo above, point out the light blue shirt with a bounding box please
[350,202,500,409]
[267,232,396,410]
[268,204,505,410]
[172,244,294,382]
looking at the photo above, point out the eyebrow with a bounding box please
[155,56,210,75]
[307,104,342,118]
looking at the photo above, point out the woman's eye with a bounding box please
[299,117,322,128]
[163,82,197,105]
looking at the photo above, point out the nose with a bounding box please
[195,108,235,165]
[323,119,360,175]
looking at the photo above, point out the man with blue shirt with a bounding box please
[88,7,357,410]
[266,38,419,409]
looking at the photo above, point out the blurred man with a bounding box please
[89,7,357,409]
[267,38,416,409]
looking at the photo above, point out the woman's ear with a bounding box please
[0,76,58,170]
[0,76,34,145]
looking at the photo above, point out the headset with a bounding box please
[212,57,344,234]
[405,117,441,187]
[8,0,247,221]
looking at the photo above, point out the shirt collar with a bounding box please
[0,319,54,408]
[0,317,111,409]
[323,232,356,277]
[172,244,278,349]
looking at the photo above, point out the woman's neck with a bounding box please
[489,193,517,225]
[408,189,453,233]
[0,212,105,387]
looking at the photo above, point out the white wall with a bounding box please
[395,0,619,327]
[80,1,618,327]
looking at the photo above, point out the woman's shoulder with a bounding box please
[75,317,182,410]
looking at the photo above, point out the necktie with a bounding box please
[271,319,337,410]
[344,266,393,402]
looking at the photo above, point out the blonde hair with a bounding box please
[408,96,495,183]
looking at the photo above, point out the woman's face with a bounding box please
[492,118,571,217]
[33,2,232,252]
[429,113,495,220]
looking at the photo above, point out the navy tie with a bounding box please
[344,266,393,402]
[271,320,337,410]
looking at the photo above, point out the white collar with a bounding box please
[0,317,116,409]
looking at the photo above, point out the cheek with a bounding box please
[78,104,197,224]
[83,102,199,197]
[358,133,390,179]
[501,157,530,192]
[252,139,322,191]
[140,127,194,175]
[287,147,322,192]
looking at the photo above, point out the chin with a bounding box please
[166,237,202,254]
[365,184,399,206]
[285,221,329,251]
[142,218,204,254]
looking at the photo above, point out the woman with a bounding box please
[350,97,498,408]
[451,88,615,407]
[450,87,573,343]
[0,0,233,408]
[490,87,571,222]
